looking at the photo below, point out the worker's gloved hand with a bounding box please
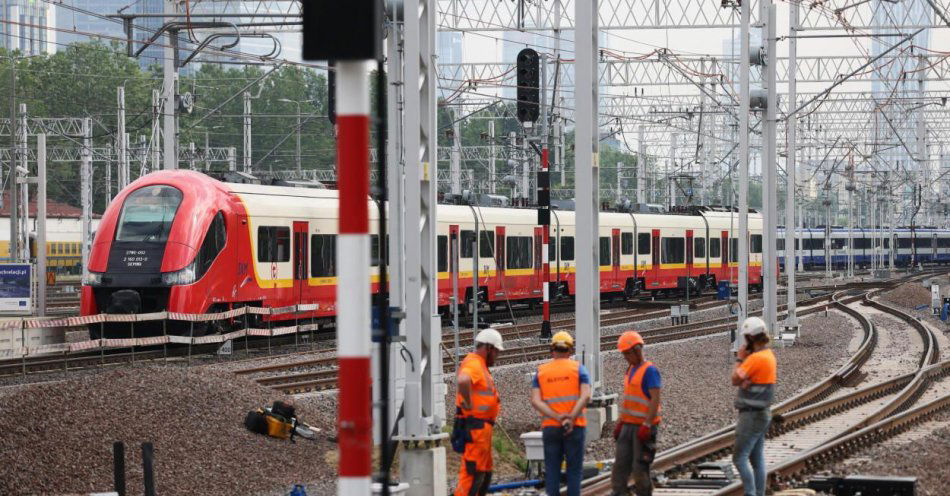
[637,424,652,443]
[613,422,623,441]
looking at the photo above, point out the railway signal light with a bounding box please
[302,0,382,62]
[516,48,540,123]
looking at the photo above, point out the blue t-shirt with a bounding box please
[627,363,661,399]
[532,364,591,389]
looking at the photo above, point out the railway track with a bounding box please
[580,277,948,495]
[248,290,848,394]
[0,294,717,378]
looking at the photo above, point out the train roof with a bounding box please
[225,182,342,200]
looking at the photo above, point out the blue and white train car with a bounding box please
[777,226,950,269]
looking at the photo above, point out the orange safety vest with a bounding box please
[619,361,661,425]
[536,358,587,429]
[456,353,500,420]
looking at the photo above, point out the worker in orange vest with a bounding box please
[731,317,777,496]
[529,331,592,496]
[610,330,661,496]
[453,328,504,496]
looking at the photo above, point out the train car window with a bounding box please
[637,233,651,255]
[897,237,911,248]
[599,237,610,266]
[938,238,950,248]
[549,238,557,260]
[460,231,476,258]
[730,238,739,263]
[750,235,762,254]
[694,237,706,258]
[115,185,183,242]
[258,226,291,262]
[310,234,336,277]
[883,238,890,249]
[830,238,845,249]
[506,236,533,270]
[913,237,932,248]
[479,231,494,258]
[438,235,448,272]
[853,238,871,249]
[560,236,575,261]
[621,233,634,255]
[802,238,824,250]
[661,237,685,264]
[777,238,784,251]
[370,235,381,266]
[709,238,721,258]
[195,212,226,279]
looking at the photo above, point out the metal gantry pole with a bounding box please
[736,0,752,338]
[451,113,461,195]
[399,0,447,492]
[161,3,178,170]
[575,0,605,419]
[296,103,302,171]
[150,89,160,174]
[8,53,17,261]
[35,134,46,317]
[762,4,778,336]
[637,125,645,204]
[785,0,799,331]
[81,118,92,277]
[488,120,496,194]
[16,103,28,261]
[243,91,252,173]
[335,60,373,496]
[117,86,128,190]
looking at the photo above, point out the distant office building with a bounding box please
[871,1,931,215]
[0,0,56,55]
[56,0,128,48]
[438,31,463,100]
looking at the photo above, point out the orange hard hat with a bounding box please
[617,331,644,352]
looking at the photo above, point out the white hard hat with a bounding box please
[740,317,768,337]
[475,328,505,351]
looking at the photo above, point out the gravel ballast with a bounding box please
[823,411,950,496]
[482,310,859,468]
[0,367,336,496]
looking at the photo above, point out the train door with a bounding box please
[495,226,506,297]
[534,227,544,294]
[721,230,730,283]
[932,233,938,260]
[685,229,694,284]
[292,221,309,304]
[611,229,621,288]
[450,225,460,306]
[651,229,661,282]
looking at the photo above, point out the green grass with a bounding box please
[493,427,528,473]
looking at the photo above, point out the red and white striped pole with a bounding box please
[539,147,552,339]
[335,60,372,496]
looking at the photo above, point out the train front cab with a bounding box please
[81,173,233,337]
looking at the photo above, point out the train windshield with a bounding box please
[115,185,183,242]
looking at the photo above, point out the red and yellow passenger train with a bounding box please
[81,170,764,336]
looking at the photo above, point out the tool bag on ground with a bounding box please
[244,401,297,441]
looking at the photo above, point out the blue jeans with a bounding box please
[732,409,771,496]
[542,425,586,496]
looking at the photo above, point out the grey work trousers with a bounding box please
[610,423,655,496]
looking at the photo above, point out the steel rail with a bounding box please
[579,270,943,495]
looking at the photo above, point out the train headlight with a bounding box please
[82,271,103,286]
[161,261,197,286]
